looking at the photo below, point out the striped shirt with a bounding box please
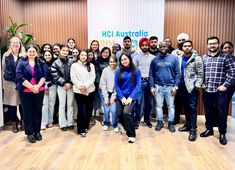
[202,52,235,93]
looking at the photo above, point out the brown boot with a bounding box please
[12,122,19,133]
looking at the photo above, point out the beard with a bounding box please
[208,47,219,53]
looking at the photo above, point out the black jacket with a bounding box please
[51,56,74,86]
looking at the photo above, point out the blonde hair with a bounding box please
[6,36,26,58]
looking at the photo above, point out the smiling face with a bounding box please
[120,54,130,67]
[222,43,234,55]
[27,46,37,60]
[109,57,117,70]
[141,41,149,53]
[67,39,75,49]
[44,51,53,62]
[101,49,110,59]
[10,37,21,52]
[43,44,51,52]
[79,51,87,63]
[91,41,99,51]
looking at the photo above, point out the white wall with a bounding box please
[88,0,165,50]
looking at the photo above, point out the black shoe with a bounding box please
[34,133,42,141]
[27,135,36,143]
[61,127,68,131]
[145,122,152,128]
[68,125,74,130]
[168,122,176,132]
[219,134,227,145]
[200,129,214,137]
[188,129,197,141]
[178,125,190,132]
[155,121,163,131]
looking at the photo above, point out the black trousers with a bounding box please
[116,99,136,138]
[178,84,199,129]
[203,90,227,134]
[75,92,95,134]
[19,91,44,135]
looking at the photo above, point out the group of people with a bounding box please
[2,33,235,145]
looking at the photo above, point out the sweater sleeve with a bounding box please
[149,59,155,88]
[70,63,82,88]
[84,64,95,89]
[195,56,204,88]
[99,68,109,100]
[129,69,141,99]
[114,69,125,100]
[173,56,180,87]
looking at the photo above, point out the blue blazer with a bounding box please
[3,53,19,82]
[15,57,47,91]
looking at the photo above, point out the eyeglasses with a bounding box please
[11,41,20,45]
[208,42,218,46]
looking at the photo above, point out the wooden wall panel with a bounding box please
[164,0,235,114]
[164,0,235,56]
[0,0,24,45]
[23,0,88,49]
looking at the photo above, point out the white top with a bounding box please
[70,61,95,95]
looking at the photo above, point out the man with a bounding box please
[177,40,203,141]
[149,41,180,132]
[116,36,138,61]
[171,33,190,57]
[200,36,235,145]
[112,43,121,55]
[133,37,155,129]
[149,36,160,56]
[164,37,175,54]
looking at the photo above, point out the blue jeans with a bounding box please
[133,80,152,125]
[155,85,175,122]
[100,91,118,128]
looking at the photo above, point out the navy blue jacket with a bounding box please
[15,57,47,91]
[3,53,19,82]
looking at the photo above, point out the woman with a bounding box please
[16,45,47,143]
[40,43,52,55]
[114,53,141,143]
[51,44,74,131]
[72,48,80,62]
[2,36,25,133]
[71,50,95,137]
[100,55,119,132]
[67,38,76,56]
[90,40,100,60]
[41,50,57,130]
[221,41,235,115]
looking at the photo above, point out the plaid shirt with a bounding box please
[202,52,235,93]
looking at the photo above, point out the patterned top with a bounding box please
[202,52,235,93]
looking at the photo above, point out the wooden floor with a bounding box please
[0,116,235,170]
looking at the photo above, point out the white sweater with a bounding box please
[70,61,95,95]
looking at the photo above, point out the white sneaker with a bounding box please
[103,125,109,131]
[113,127,119,133]
[128,137,136,143]
[41,125,46,130]
[141,116,144,123]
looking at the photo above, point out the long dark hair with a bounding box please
[118,53,136,85]
[78,50,91,72]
